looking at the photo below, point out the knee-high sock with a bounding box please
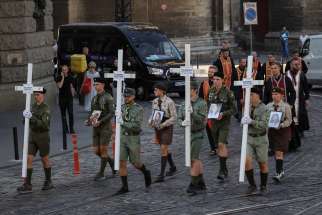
[245,169,256,186]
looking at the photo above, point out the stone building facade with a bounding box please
[0,0,55,111]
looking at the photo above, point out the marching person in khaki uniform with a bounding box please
[208,71,236,181]
[267,87,292,183]
[17,88,53,193]
[199,66,217,155]
[116,88,152,195]
[179,81,208,195]
[150,82,177,183]
[241,88,269,195]
[85,77,115,181]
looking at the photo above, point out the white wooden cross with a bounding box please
[169,44,208,167]
[15,63,43,177]
[104,49,135,170]
[234,56,264,182]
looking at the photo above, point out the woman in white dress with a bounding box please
[83,61,100,111]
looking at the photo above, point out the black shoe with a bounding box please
[42,180,54,191]
[245,185,257,195]
[209,150,217,156]
[165,167,177,176]
[94,172,106,181]
[17,183,32,194]
[154,175,164,183]
[259,186,268,195]
[114,187,129,195]
[199,180,207,190]
[186,183,200,196]
[217,169,227,181]
[144,170,152,188]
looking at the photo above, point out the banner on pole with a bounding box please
[243,2,258,25]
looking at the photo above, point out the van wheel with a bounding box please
[136,86,149,100]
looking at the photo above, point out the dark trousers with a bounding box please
[206,123,217,151]
[59,98,74,133]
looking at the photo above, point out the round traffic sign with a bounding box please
[245,8,256,21]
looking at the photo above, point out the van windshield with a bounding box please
[127,29,182,62]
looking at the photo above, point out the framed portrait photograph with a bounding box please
[151,110,165,127]
[208,103,222,119]
[268,111,282,128]
[90,110,102,126]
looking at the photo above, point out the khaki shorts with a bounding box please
[120,134,141,165]
[93,126,112,147]
[211,120,230,145]
[28,132,50,157]
[247,135,269,163]
[191,131,204,160]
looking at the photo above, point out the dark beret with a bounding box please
[272,87,284,94]
[190,80,199,90]
[251,87,262,96]
[123,88,136,97]
[154,82,167,92]
[93,77,105,84]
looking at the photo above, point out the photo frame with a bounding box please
[90,110,102,126]
[208,103,222,119]
[151,110,165,127]
[268,111,282,128]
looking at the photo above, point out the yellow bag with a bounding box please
[70,54,87,73]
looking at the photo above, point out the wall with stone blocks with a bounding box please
[68,0,115,23]
[133,0,213,38]
[0,0,55,111]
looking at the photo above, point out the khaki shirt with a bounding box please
[151,95,177,127]
[121,102,143,134]
[90,91,114,127]
[267,100,292,128]
[208,86,236,121]
[178,97,208,132]
[30,102,50,133]
[249,102,269,135]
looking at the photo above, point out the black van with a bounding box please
[57,22,185,99]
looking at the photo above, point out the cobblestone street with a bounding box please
[0,90,322,215]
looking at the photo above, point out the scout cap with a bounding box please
[213,71,224,79]
[191,80,199,90]
[34,87,46,94]
[93,77,105,84]
[272,87,283,94]
[251,87,262,96]
[154,82,167,92]
[124,88,136,97]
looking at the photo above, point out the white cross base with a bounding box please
[15,63,43,178]
[104,50,135,170]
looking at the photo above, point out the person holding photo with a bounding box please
[150,82,177,183]
[208,71,236,182]
[267,87,292,183]
[85,77,116,181]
